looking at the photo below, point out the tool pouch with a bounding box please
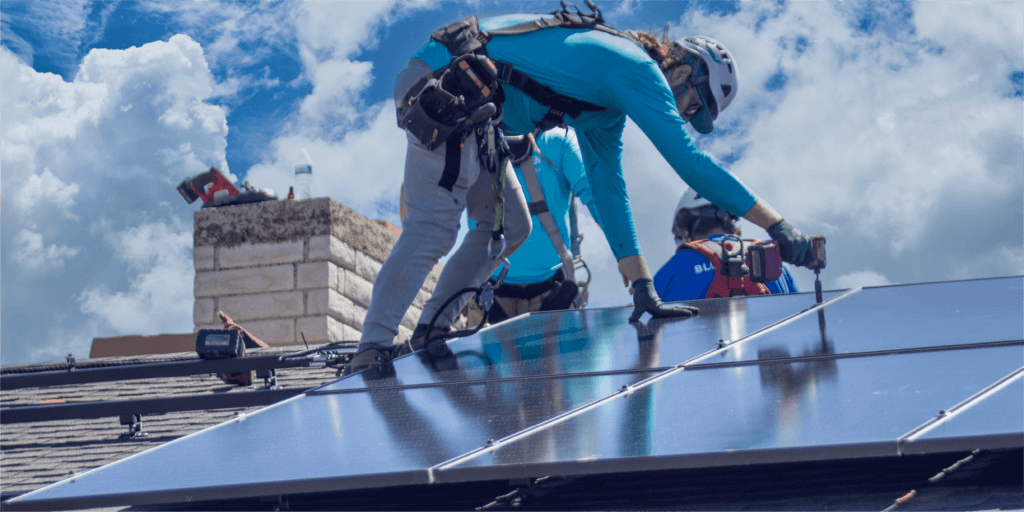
[399,79,467,150]
[398,54,501,150]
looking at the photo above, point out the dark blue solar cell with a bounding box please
[436,345,1023,483]
[8,371,655,510]
[710,277,1023,365]
[321,291,840,392]
[902,371,1023,455]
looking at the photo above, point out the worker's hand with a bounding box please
[628,278,698,322]
[766,220,814,267]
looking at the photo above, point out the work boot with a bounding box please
[343,346,396,379]
[409,323,449,353]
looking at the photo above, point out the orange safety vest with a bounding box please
[677,239,771,299]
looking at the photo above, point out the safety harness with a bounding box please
[678,238,772,298]
[506,132,589,309]
[402,4,623,137]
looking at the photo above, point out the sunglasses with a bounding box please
[671,58,715,120]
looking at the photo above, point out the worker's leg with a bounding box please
[358,131,479,351]
[418,157,531,330]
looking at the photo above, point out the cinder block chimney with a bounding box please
[192,198,439,346]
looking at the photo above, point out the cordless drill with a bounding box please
[808,236,827,303]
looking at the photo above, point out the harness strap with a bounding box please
[438,136,462,192]
[491,62,605,119]
[513,133,576,283]
[413,14,612,134]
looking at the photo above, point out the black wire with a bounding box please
[424,287,490,346]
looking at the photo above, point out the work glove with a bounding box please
[766,219,814,267]
[628,278,699,323]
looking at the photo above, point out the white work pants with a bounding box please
[358,59,532,351]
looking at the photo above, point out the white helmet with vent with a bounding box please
[679,36,738,120]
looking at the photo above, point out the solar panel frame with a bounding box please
[900,368,1024,455]
[430,345,1024,485]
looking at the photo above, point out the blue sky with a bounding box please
[2,1,1022,365]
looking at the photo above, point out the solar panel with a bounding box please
[6,371,657,510]
[710,277,1023,365]
[902,369,1024,455]
[433,345,1023,484]
[321,290,842,392]
[7,278,1019,511]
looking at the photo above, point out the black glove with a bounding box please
[629,278,699,323]
[767,219,814,267]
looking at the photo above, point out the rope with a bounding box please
[880,449,982,512]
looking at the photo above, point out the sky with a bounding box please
[1,0,1021,366]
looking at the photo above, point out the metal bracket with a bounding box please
[119,414,148,439]
[256,368,278,389]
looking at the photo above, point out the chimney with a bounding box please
[192,198,439,345]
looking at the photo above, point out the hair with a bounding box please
[625,29,688,71]
[672,208,742,242]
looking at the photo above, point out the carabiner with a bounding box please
[493,256,512,288]
[487,234,506,260]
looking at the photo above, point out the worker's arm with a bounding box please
[558,128,604,230]
[604,59,758,219]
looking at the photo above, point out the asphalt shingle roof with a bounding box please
[1,345,345,499]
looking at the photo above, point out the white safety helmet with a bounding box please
[672,187,738,244]
[679,36,738,120]
[674,187,713,218]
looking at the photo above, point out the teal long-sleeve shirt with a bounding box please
[484,127,603,285]
[414,14,757,259]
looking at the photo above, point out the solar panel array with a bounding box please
[7,278,1023,511]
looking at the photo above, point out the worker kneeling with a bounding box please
[654,188,798,301]
[463,127,602,325]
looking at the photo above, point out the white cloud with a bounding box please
[1,35,230,364]
[833,269,893,289]
[12,168,80,220]
[245,2,435,223]
[78,220,195,335]
[616,2,1022,297]
[10,229,80,273]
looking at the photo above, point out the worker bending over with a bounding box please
[349,6,815,374]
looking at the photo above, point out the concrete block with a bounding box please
[424,262,444,291]
[306,288,353,324]
[350,303,367,331]
[296,316,344,342]
[344,269,374,308]
[218,291,303,321]
[355,252,383,282]
[194,246,215,271]
[193,298,215,326]
[343,323,361,343]
[194,265,294,297]
[396,325,412,345]
[309,235,356,271]
[219,240,304,269]
[413,288,432,309]
[297,261,338,290]
[243,318,295,345]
